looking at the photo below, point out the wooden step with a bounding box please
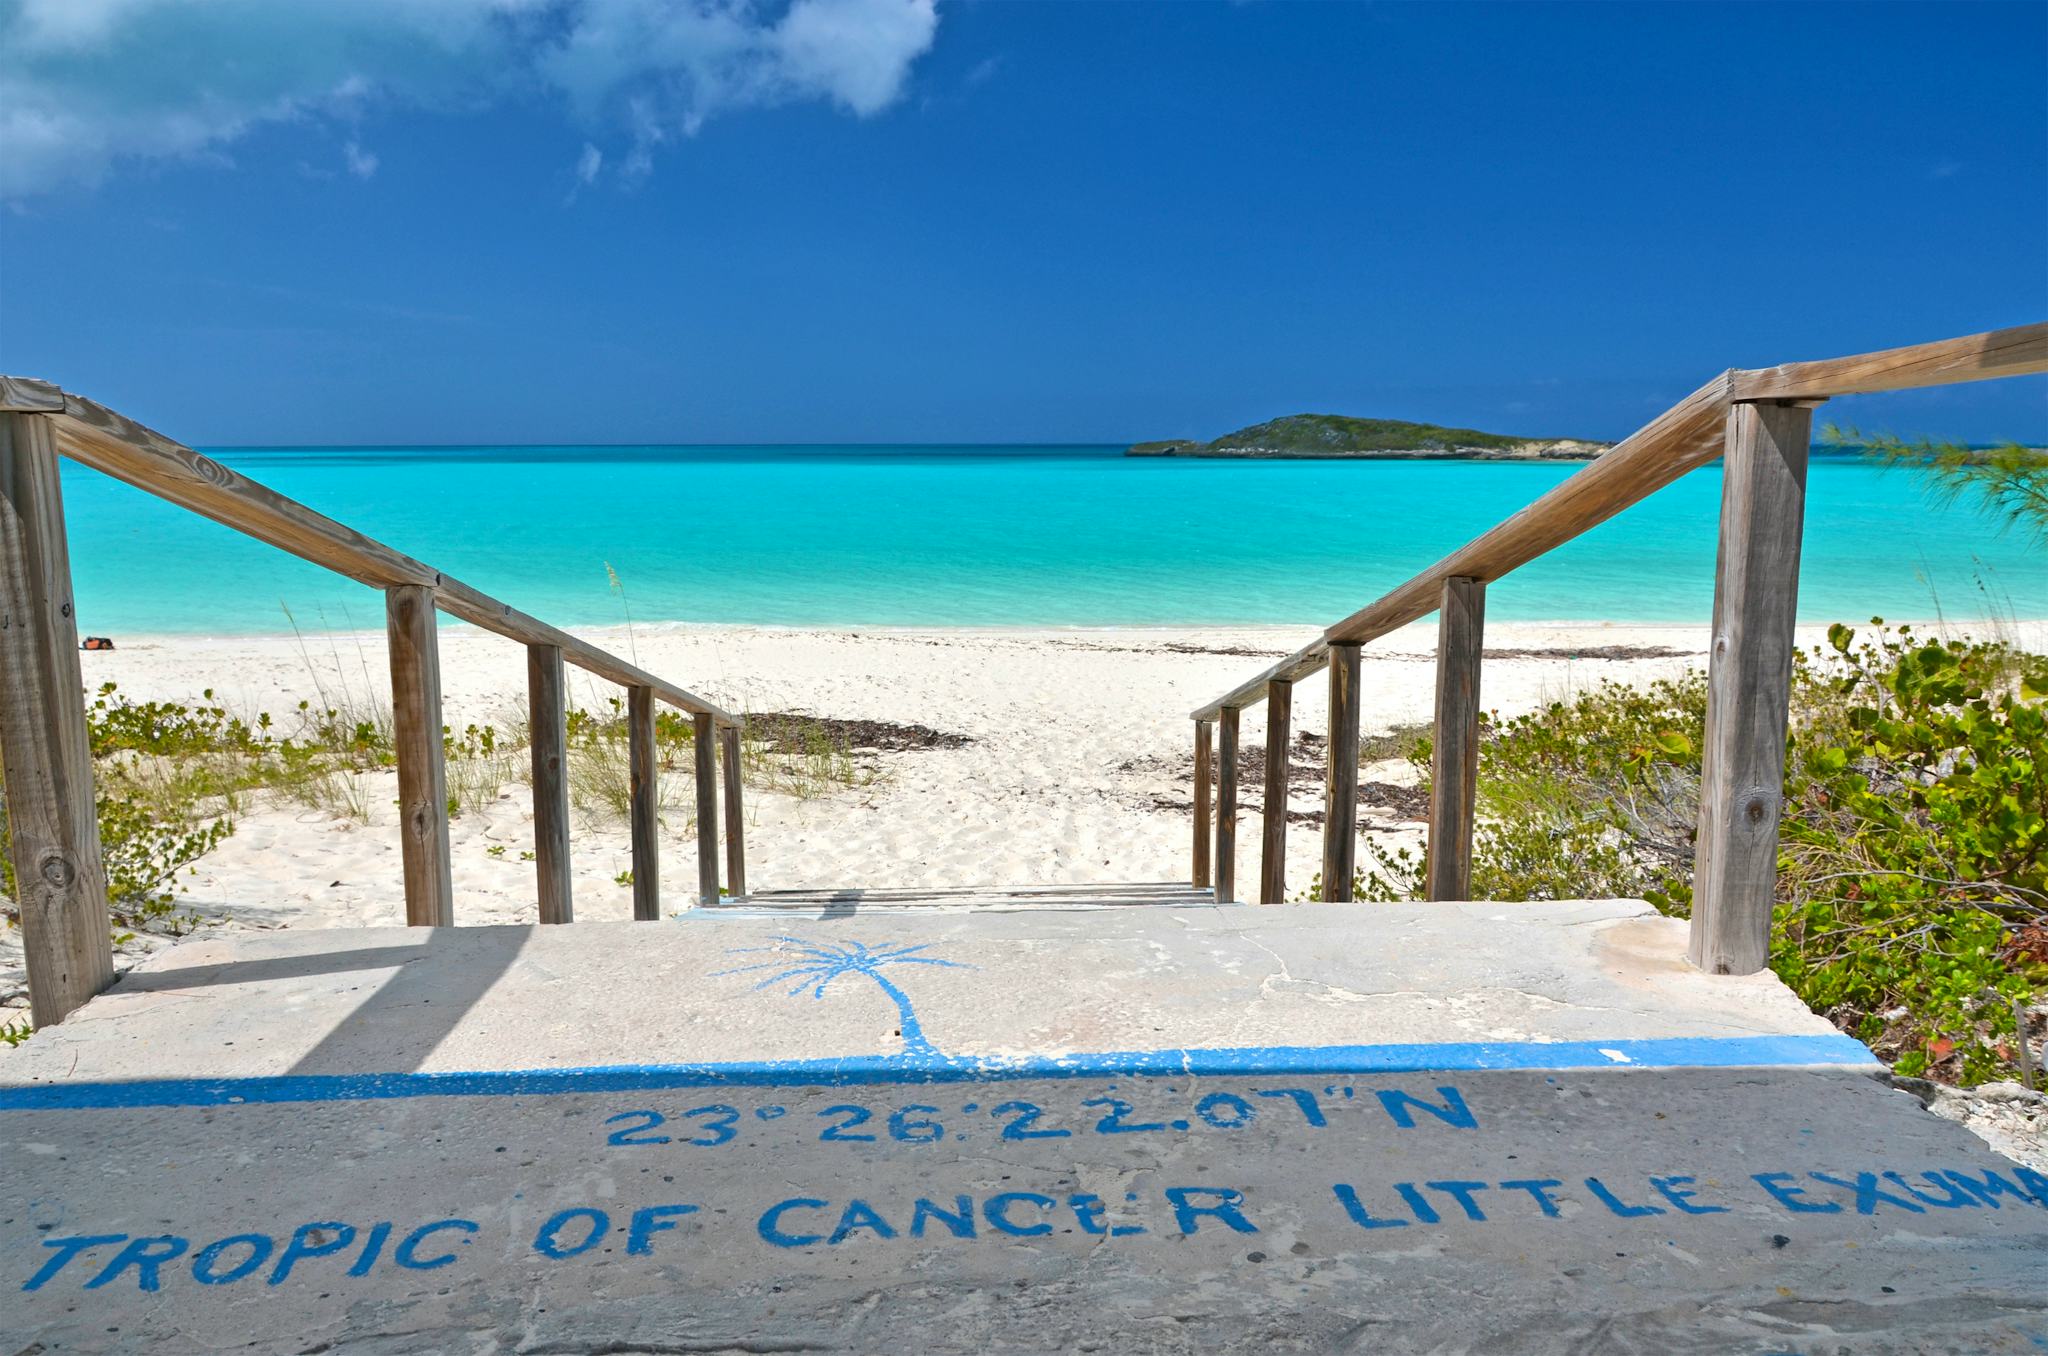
[699,881,1223,913]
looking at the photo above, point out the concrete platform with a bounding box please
[3,899,2044,1353]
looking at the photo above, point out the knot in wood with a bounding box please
[191,454,231,487]
[39,853,75,888]
[1740,787,1780,826]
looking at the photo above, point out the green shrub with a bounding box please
[3,684,250,935]
[91,794,229,927]
[0,680,400,939]
[1353,677,1705,906]
[1318,621,2046,1087]
[1775,624,2046,1083]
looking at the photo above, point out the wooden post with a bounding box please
[386,583,453,926]
[1215,707,1240,903]
[527,643,571,924]
[628,685,660,920]
[0,412,114,1025]
[1192,719,1213,889]
[1427,576,1485,902]
[693,712,720,906]
[1260,679,1293,904]
[1690,399,1816,975]
[720,724,746,898]
[1322,642,1362,902]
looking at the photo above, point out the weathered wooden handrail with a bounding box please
[0,379,757,1025]
[1189,322,2048,947]
[11,380,737,724]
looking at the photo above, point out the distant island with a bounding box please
[1128,413,1610,461]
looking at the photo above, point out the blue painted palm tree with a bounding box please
[714,937,971,1058]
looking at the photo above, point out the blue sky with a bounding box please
[1,0,2043,446]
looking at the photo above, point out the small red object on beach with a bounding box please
[80,636,115,651]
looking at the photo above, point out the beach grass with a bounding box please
[0,660,876,995]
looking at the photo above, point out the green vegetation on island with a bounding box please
[1130,413,1608,460]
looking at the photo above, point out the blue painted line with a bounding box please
[0,1034,1875,1113]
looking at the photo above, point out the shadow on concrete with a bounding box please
[105,926,538,1077]
[283,925,535,1077]
[111,944,442,993]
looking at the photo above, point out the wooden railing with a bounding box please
[0,378,752,1026]
[1188,323,2048,974]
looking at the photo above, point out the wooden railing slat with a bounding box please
[1192,373,1729,720]
[1689,400,1815,974]
[1328,380,1725,646]
[720,725,747,898]
[0,377,66,413]
[627,686,661,920]
[1426,577,1485,901]
[1259,679,1292,904]
[1215,709,1240,904]
[1321,642,1362,903]
[1191,642,1332,722]
[44,394,737,725]
[386,583,454,927]
[1730,321,2048,401]
[59,394,441,592]
[693,712,720,907]
[1192,719,1213,889]
[1194,323,2048,726]
[0,413,114,1025]
[436,580,736,725]
[527,643,572,924]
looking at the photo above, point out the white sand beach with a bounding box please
[12,615,2043,1021]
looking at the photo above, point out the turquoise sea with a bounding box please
[55,446,2047,635]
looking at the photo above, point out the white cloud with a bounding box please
[0,0,940,199]
[540,0,937,164]
[575,142,605,185]
[775,0,938,116]
[343,141,379,180]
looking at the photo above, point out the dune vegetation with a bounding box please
[1313,433,2048,1088]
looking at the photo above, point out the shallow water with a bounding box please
[58,446,2045,634]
